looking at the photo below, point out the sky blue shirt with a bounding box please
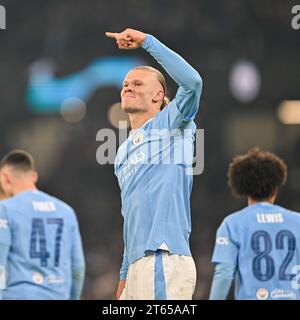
[114,34,203,279]
[0,190,84,300]
[212,202,300,300]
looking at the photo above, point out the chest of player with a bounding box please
[114,128,193,189]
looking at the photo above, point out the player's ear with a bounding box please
[2,168,11,185]
[31,170,38,184]
[270,188,278,202]
[152,90,164,103]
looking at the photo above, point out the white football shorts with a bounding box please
[119,249,197,300]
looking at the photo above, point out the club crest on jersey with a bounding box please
[33,272,44,285]
[256,288,269,300]
[132,131,144,146]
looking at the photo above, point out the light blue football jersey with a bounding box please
[212,202,300,300]
[114,34,203,279]
[0,189,84,300]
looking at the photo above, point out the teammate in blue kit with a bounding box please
[106,28,203,300]
[0,150,85,300]
[210,148,300,300]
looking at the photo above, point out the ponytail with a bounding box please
[160,96,171,110]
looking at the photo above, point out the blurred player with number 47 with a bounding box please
[0,150,85,300]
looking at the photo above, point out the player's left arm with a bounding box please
[0,205,11,300]
[70,215,85,300]
[141,34,202,121]
[105,28,203,121]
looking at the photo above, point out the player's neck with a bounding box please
[129,110,159,130]
[12,184,37,196]
[248,197,275,206]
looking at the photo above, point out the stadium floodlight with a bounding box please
[278,100,300,124]
[60,97,87,123]
[229,60,261,103]
[107,102,130,129]
[0,5,5,30]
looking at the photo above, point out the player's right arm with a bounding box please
[209,263,235,300]
[0,205,11,300]
[116,247,129,299]
[116,280,126,300]
[209,219,238,300]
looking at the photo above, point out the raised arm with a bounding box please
[143,34,202,120]
[144,35,201,87]
[105,28,203,120]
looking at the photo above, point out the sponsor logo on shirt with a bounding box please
[0,219,8,229]
[118,152,146,184]
[256,213,284,224]
[216,236,229,246]
[46,275,65,284]
[32,201,56,212]
[128,152,145,165]
[32,272,44,285]
[256,288,269,300]
[271,289,296,300]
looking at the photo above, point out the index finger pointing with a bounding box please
[105,32,118,39]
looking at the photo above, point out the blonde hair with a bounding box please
[131,66,170,110]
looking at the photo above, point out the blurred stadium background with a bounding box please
[0,0,299,299]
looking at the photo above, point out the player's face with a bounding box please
[121,69,164,113]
